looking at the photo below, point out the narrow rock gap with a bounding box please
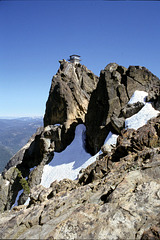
[134,216,148,240]
[39,214,43,226]
[74,65,81,82]
[116,87,122,106]
[100,187,114,203]
[121,75,130,101]
[119,205,135,217]
[132,78,145,86]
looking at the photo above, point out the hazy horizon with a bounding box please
[0,115,43,119]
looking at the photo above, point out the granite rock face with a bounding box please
[85,63,160,154]
[0,116,160,239]
[44,59,98,129]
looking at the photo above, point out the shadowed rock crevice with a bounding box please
[85,70,110,154]
[100,187,114,204]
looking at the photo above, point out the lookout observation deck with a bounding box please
[68,55,81,64]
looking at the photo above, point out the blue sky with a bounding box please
[0,1,160,118]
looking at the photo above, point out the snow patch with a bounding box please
[41,124,95,188]
[125,102,159,130]
[104,131,119,146]
[41,124,121,188]
[128,90,148,104]
[24,197,30,206]
[125,91,159,130]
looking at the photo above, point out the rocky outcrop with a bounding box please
[0,116,160,239]
[0,60,98,211]
[44,59,98,129]
[85,63,160,154]
[114,115,160,160]
[0,127,44,211]
[0,123,78,209]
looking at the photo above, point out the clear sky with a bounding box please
[1,1,160,118]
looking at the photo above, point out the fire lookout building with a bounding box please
[68,55,81,64]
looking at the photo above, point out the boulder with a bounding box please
[101,143,113,154]
[110,114,125,134]
[113,115,160,161]
[121,101,145,118]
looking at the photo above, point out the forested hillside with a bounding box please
[0,117,42,172]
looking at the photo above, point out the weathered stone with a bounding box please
[29,184,52,205]
[28,165,44,188]
[85,63,128,154]
[101,143,113,154]
[0,123,69,209]
[147,89,160,112]
[0,175,10,212]
[113,116,160,160]
[121,101,145,118]
[110,114,125,134]
[78,157,109,185]
[44,60,98,128]
[85,63,126,154]
[85,63,160,154]
[3,127,43,172]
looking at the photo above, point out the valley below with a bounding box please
[0,117,43,172]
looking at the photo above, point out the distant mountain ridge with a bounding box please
[0,117,43,172]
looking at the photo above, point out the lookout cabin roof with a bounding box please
[70,54,81,58]
[68,54,81,63]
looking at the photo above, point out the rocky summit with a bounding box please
[0,59,160,239]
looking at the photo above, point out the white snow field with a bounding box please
[103,131,119,146]
[128,90,148,104]
[41,124,98,188]
[40,90,159,188]
[125,90,159,130]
